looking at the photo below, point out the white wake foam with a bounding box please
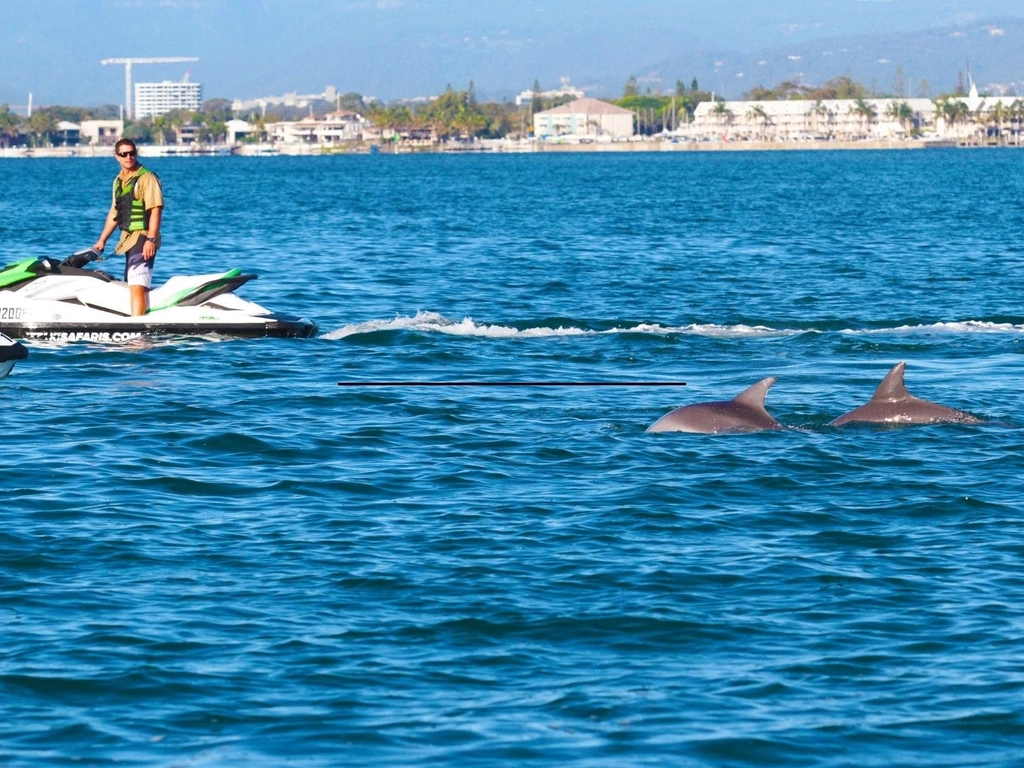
[843,321,1024,335]
[324,313,1024,341]
[323,311,792,340]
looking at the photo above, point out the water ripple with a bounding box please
[3,153,1024,766]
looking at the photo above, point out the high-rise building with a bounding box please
[134,81,203,118]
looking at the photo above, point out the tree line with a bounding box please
[2,72,1018,147]
[0,103,118,148]
[0,99,236,148]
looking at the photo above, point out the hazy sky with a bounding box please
[2,0,1022,107]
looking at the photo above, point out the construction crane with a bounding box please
[100,57,199,119]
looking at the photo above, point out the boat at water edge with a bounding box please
[0,249,317,341]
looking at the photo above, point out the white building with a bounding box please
[225,118,253,145]
[134,81,203,118]
[934,81,1022,140]
[39,120,122,147]
[54,121,80,146]
[264,111,369,146]
[533,98,635,141]
[689,98,936,141]
[80,119,123,146]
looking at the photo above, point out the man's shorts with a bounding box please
[124,237,155,288]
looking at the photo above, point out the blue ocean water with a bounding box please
[2,150,1024,766]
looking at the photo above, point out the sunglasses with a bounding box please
[116,150,137,158]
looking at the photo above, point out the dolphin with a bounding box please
[829,362,981,427]
[647,377,784,434]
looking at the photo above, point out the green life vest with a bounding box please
[114,168,151,233]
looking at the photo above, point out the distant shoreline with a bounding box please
[535,139,935,152]
[3,138,1011,159]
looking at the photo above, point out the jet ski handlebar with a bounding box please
[61,249,103,269]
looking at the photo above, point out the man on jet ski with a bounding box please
[92,139,164,316]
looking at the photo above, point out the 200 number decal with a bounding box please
[0,308,24,320]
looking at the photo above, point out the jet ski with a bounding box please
[0,332,27,379]
[0,249,317,340]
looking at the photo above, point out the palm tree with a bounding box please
[0,104,21,148]
[363,100,385,131]
[712,101,734,137]
[746,104,770,140]
[26,110,56,148]
[991,102,1008,144]
[454,107,486,139]
[1011,100,1024,146]
[159,109,184,144]
[201,119,226,145]
[851,98,877,137]
[935,98,952,137]
[972,105,991,146]
[885,100,915,135]
[380,104,415,142]
[244,112,267,144]
[938,98,969,140]
[953,102,972,142]
[811,100,833,138]
[151,114,171,145]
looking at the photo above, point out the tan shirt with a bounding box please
[109,169,164,255]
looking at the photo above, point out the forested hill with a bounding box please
[640,17,1024,100]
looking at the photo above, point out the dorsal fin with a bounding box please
[870,362,909,402]
[732,377,776,409]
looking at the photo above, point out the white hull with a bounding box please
[0,258,317,339]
